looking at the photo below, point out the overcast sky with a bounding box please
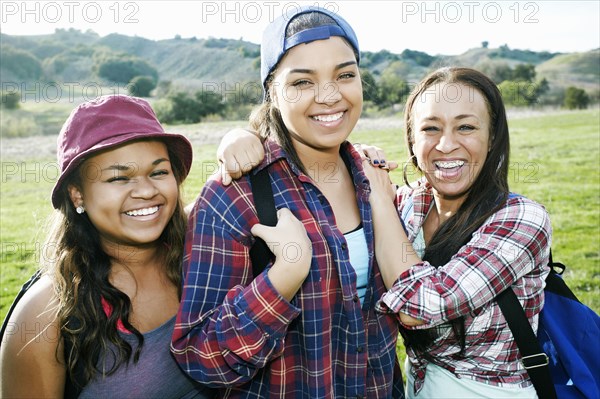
[1,1,599,55]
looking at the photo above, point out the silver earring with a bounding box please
[76,205,85,214]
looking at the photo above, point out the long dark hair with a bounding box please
[42,139,187,386]
[401,67,510,355]
[250,11,359,174]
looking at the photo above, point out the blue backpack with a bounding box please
[539,268,600,399]
[498,253,600,399]
[496,193,600,399]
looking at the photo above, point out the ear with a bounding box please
[67,184,83,208]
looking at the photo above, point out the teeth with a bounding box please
[435,160,465,169]
[312,112,343,122]
[126,206,159,216]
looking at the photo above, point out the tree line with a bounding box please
[1,41,592,119]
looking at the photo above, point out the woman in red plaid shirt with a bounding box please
[172,6,404,399]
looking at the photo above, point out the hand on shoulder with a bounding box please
[218,128,265,186]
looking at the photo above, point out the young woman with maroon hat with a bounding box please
[0,95,213,398]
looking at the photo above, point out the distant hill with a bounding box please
[1,28,598,96]
[536,50,600,91]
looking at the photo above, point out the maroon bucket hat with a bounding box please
[51,94,193,209]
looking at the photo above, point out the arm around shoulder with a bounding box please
[1,275,66,398]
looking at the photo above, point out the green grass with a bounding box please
[1,109,599,323]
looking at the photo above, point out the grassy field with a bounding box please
[1,109,599,323]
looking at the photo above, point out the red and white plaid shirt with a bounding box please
[378,181,552,396]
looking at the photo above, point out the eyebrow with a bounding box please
[153,158,170,166]
[421,114,478,122]
[289,60,357,75]
[101,158,170,172]
[455,114,478,120]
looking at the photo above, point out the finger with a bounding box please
[235,152,253,173]
[222,171,233,186]
[276,207,295,221]
[240,150,259,172]
[354,144,370,162]
[219,163,233,186]
[376,152,387,167]
[362,146,386,167]
[250,223,275,240]
[252,142,265,161]
[364,147,381,164]
[361,156,373,168]
[223,156,243,180]
[387,161,399,171]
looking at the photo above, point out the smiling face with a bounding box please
[68,140,179,251]
[269,36,362,154]
[411,82,491,202]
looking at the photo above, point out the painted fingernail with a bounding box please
[372,159,380,165]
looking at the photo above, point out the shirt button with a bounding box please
[341,243,348,250]
[356,346,364,353]
[353,295,359,303]
[318,196,325,204]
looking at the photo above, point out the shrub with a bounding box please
[155,90,225,124]
[499,80,547,107]
[128,76,157,97]
[1,92,21,109]
[96,56,158,84]
[1,46,43,80]
[564,87,590,110]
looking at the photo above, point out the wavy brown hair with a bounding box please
[400,67,510,356]
[41,139,187,387]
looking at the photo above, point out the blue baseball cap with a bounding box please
[260,6,360,99]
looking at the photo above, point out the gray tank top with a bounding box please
[79,316,213,399]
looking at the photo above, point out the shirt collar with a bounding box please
[255,139,364,182]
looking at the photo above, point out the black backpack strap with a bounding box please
[0,269,43,340]
[546,251,579,302]
[0,270,87,397]
[249,168,277,278]
[496,287,557,399]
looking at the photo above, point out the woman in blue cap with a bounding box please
[219,63,553,398]
[172,6,404,398]
[1,95,214,398]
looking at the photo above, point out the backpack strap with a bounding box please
[1,270,86,396]
[545,252,579,302]
[496,287,558,399]
[249,168,277,278]
[0,269,43,339]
